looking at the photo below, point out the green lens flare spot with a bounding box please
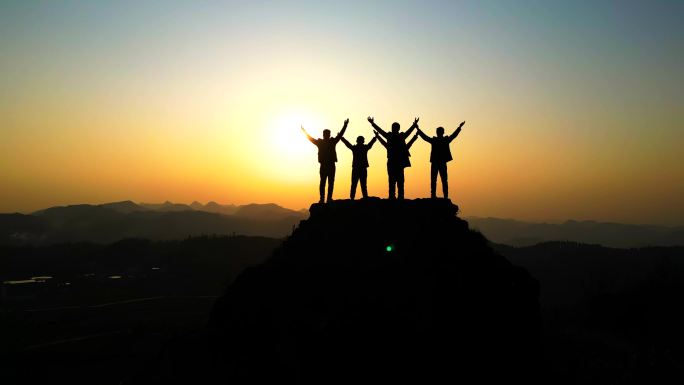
[386,245,394,252]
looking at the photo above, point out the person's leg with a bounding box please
[440,163,448,198]
[360,167,368,198]
[327,165,336,202]
[350,168,359,200]
[319,165,326,203]
[387,164,396,199]
[430,163,438,198]
[397,167,405,199]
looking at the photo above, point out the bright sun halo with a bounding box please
[268,110,325,159]
[260,109,328,181]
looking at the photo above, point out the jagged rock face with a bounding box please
[210,198,541,384]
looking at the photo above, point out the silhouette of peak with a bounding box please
[104,199,136,205]
[34,203,107,216]
[191,201,238,215]
[98,200,146,213]
[209,198,541,384]
[140,201,193,212]
[190,201,204,209]
[233,202,302,220]
[238,202,281,209]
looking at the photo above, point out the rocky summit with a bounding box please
[206,198,541,384]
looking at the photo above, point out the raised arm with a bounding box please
[301,125,316,144]
[335,118,349,142]
[407,134,419,149]
[366,136,378,149]
[448,121,465,143]
[416,127,431,143]
[340,136,353,150]
[403,117,419,138]
[368,116,388,138]
[374,130,387,148]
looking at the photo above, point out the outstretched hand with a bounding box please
[413,117,420,126]
[343,118,349,126]
[367,116,374,124]
[458,121,465,128]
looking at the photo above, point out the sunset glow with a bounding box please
[1,1,683,225]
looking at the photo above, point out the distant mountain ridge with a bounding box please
[468,216,684,248]
[138,201,194,212]
[34,200,292,217]
[1,201,306,245]
[2,202,682,247]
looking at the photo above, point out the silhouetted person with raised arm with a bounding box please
[416,121,465,199]
[340,134,377,200]
[368,116,419,199]
[375,130,419,152]
[301,119,348,203]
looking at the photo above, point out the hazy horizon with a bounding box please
[3,197,682,228]
[2,1,683,225]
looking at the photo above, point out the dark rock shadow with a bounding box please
[204,198,542,384]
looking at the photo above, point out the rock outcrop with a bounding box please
[209,198,541,384]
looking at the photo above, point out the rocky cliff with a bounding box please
[208,198,541,384]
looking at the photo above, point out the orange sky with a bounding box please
[1,2,683,225]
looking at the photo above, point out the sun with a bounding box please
[259,108,327,181]
[269,111,323,158]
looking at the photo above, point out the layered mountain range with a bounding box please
[1,201,682,247]
[0,201,307,245]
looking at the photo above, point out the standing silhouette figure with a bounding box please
[301,119,348,203]
[368,116,419,199]
[375,131,419,154]
[416,121,465,198]
[340,135,377,200]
